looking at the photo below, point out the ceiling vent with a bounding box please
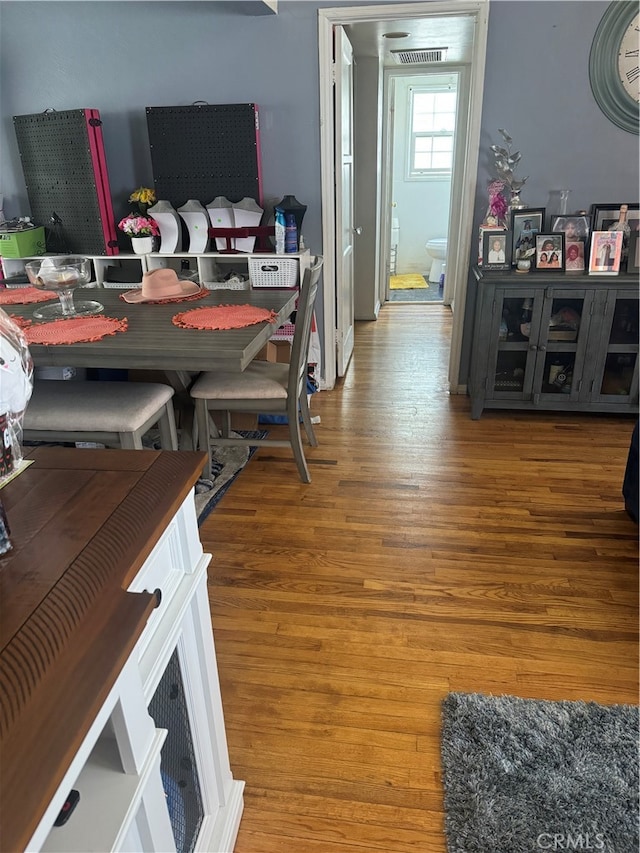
[391,47,448,64]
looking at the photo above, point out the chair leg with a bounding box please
[299,392,318,447]
[221,411,232,438]
[195,399,214,479]
[120,431,144,450]
[287,398,311,483]
[158,401,179,451]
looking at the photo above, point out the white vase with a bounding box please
[131,236,154,254]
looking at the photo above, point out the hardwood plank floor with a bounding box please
[200,303,638,853]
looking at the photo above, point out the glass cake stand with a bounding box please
[25,256,103,320]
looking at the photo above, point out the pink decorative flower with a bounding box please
[487,180,508,223]
[117,215,160,237]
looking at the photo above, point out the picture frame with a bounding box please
[478,226,506,266]
[535,234,564,271]
[588,231,623,275]
[590,203,640,234]
[481,230,510,270]
[626,232,640,274]
[565,239,586,273]
[551,215,591,241]
[511,208,545,266]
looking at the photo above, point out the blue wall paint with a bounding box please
[461,0,639,382]
[1,1,638,382]
[0,0,326,254]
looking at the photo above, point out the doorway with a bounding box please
[385,70,461,305]
[318,1,489,392]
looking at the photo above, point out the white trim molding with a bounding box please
[318,1,490,392]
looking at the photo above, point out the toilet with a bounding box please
[426,238,448,283]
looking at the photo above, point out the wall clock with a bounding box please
[589,0,639,135]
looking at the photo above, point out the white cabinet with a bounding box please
[24,490,244,853]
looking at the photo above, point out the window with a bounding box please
[409,87,457,178]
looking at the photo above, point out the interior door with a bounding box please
[335,26,355,377]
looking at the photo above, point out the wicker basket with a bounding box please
[248,257,298,289]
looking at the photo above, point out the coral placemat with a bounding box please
[24,316,128,345]
[8,314,32,331]
[0,287,57,305]
[172,304,277,330]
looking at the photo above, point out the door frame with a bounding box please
[318,1,490,391]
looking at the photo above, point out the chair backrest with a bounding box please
[288,255,324,400]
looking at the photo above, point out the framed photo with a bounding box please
[551,215,591,241]
[590,203,640,233]
[535,234,564,271]
[482,230,510,270]
[588,231,623,275]
[511,208,545,266]
[565,239,586,273]
[626,232,640,274]
[478,226,506,266]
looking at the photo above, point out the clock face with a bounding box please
[617,13,640,104]
[590,1,640,135]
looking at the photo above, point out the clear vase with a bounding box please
[559,189,571,216]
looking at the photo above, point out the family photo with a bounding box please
[511,209,545,265]
[535,235,564,269]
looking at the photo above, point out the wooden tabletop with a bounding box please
[8,288,298,373]
[0,447,207,852]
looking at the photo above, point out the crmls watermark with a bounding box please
[536,832,606,851]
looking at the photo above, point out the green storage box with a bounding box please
[0,226,46,258]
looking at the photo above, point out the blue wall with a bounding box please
[0,1,325,247]
[462,0,639,381]
[1,1,638,382]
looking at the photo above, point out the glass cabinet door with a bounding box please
[535,289,593,404]
[485,288,543,402]
[486,287,592,404]
[588,292,639,404]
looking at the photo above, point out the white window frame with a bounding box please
[407,84,458,181]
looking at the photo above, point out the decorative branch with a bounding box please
[490,128,528,192]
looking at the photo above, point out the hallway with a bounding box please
[200,303,638,853]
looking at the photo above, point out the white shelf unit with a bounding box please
[1,250,311,292]
[26,491,245,853]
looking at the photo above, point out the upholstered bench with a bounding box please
[23,380,178,450]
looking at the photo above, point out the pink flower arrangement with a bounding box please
[117,214,160,237]
[488,180,508,223]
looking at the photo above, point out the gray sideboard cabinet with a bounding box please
[469,267,639,420]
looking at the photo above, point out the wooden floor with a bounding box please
[200,303,639,853]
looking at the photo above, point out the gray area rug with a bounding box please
[194,430,266,525]
[440,692,639,853]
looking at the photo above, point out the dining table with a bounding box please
[7,287,298,373]
[7,286,298,449]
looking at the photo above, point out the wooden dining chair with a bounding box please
[190,255,323,483]
[23,380,179,450]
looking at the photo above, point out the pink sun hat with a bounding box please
[121,268,203,303]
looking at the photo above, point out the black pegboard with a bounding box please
[13,109,118,255]
[146,103,262,208]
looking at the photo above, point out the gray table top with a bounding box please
[9,288,298,373]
